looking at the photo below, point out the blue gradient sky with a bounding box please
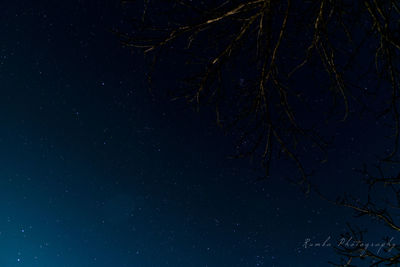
[0,1,394,266]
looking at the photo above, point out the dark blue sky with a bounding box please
[0,1,395,266]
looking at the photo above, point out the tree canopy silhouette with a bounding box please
[118,1,400,264]
[119,0,400,191]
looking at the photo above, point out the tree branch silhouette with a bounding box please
[117,1,400,263]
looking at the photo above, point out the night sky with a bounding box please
[0,1,395,266]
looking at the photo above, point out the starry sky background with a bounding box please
[0,1,396,266]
